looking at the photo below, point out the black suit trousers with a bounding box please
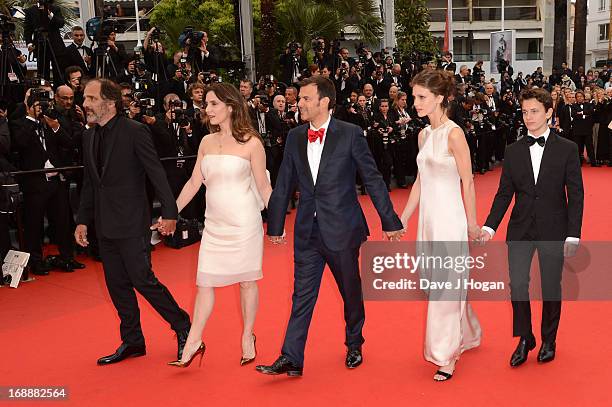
[23,178,72,264]
[98,233,190,346]
[281,219,365,367]
[507,223,564,342]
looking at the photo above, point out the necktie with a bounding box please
[526,135,546,147]
[308,128,325,143]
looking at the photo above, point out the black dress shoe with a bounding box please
[45,256,75,273]
[30,261,52,276]
[67,258,86,269]
[510,336,536,367]
[97,343,146,365]
[256,355,303,377]
[345,348,363,369]
[176,326,191,360]
[537,342,556,363]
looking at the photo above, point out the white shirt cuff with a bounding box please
[482,226,495,238]
[565,237,579,243]
[51,125,60,133]
[49,12,54,19]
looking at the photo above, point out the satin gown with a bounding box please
[416,120,482,366]
[197,155,264,287]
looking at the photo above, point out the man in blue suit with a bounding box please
[256,76,404,377]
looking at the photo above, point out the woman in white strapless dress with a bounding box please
[166,83,272,367]
[400,70,482,381]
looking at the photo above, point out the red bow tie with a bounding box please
[308,128,325,143]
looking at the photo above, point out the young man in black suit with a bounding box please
[481,87,584,367]
[75,78,191,365]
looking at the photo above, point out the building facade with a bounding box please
[586,0,612,69]
[427,0,548,77]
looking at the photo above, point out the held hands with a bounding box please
[75,224,88,247]
[384,229,405,241]
[150,217,177,236]
[268,230,287,245]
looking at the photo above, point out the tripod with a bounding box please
[93,41,119,79]
[0,31,26,101]
[34,28,64,84]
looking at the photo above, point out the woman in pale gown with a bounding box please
[400,69,482,381]
[163,83,272,367]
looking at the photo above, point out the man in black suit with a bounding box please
[571,90,597,166]
[256,76,403,377]
[481,88,584,367]
[23,1,66,82]
[11,89,82,275]
[188,31,218,75]
[75,79,190,365]
[65,26,93,77]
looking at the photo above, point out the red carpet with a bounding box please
[1,167,610,406]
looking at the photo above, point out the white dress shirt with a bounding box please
[483,127,578,243]
[307,113,331,185]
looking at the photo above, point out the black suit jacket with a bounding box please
[267,118,402,251]
[76,115,178,239]
[484,131,584,241]
[10,116,73,191]
[66,43,93,75]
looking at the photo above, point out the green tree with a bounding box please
[274,0,384,52]
[395,0,438,55]
[150,0,261,58]
[572,0,586,70]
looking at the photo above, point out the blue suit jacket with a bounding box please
[267,117,402,251]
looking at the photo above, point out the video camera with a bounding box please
[0,13,15,37]
[179,27,205,48]
[287,41,301,56]
[199,71,221,85]
[86,17,117,49]
[311,38,325,53]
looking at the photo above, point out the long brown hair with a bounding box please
[204,83,262,144]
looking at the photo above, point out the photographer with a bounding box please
[10,88,82,274]
[312,37,334,71]
[24,0,67,81]
[240,78,254,101]
[143,26,170,82]
[0,102,13,268]
[66,26,93,77]
[280,42,308,85]
[64,65,85,107]
[266,94,294,187]
[437,51,456,74]
[162,59,192,102]
[388,91,417,188]
[186,31,218,75]
[185,82,208,147]
[54,85,85,167]
[370,99,395,191]
[284,86,300,124]
[484,82,503,163]
[334,61,360,103]
[571,90,596,166]
[469,92,495,174]
[146,93,199,218]
[91,30,126,79]
[366,64,391,99]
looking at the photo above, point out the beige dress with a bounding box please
[197,155,263,287]
[416,120,482,366]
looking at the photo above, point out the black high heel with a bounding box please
[240,334,257,366]
[168,342,206,368]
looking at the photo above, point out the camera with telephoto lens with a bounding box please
[169,100,190,127]
[311,38,325,53]
[28,88,60,120]
[134,92,155,117]
[199,71,221,85]
[151,27,164,42]
[287,41,301,56]
[86,17,116,45]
